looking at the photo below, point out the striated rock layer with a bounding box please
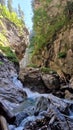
[0,53,27,109]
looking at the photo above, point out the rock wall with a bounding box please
[0,18,29,61]
[0,53,27,109]
[32,0,73,78]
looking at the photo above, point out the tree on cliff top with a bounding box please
[0,0,6,5]
[18,4,24,21]
[7,0,13,12]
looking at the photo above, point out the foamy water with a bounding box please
[13,76,49,98]
[23,87,49,98]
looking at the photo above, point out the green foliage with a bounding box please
[30,0,68,56]
[0,32,18,63]
[40,67,55,74]
[27,63,38,68]
[7,0,13,12]
[39,0,52,3]
[64,1,73,19]
[18,4,24,21]
[0,0,5,6]
[0,61,4,65]
[33,10,67,52]
[0,3,25,64]
[0,4,25,28]
[0,44,18,63]
[58,52,67,58]
[0,32,8,45]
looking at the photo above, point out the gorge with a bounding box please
[0,0,73,130]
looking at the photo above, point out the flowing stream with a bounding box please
[9,77,73,130]
[12,76,50,99]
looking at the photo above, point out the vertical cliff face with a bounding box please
[31,0,73,77]
[0,18,29,61]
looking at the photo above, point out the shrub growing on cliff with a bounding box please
[0,45,18,63]
[0,61,4,65]
[31,0,67,56]
[58,52,67,58]
[0,4,24,28]
[64,1,73,20]
[27,63,38,68]
[40,67,56,74]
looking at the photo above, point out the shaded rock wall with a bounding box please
[32,0,73,78]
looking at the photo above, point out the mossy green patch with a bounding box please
[27,63,38,68]
[40,67,56,74]
[0,61,4,65]
[58,52,67,58]
[0,44,18,63]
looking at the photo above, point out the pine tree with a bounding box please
[7,0,13,12]
[18,4,24,20]
[0,0,5,6]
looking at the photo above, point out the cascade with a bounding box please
[9,77,73,130]
[20,48,30,69]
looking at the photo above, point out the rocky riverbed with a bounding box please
[0,53,73,130]
[19,67,73,100]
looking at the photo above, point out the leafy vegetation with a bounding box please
[40,67,56,74]
[0,61,4,65]
[0,2,25,64]
[58,52,67,58]
[0,32,8,46]
[0,31,18,64]
[0,0,5,6]
[0,44,18,63]
[0,4,25,28]
[64,1,73,20]
[7,0,13,12]
[30,0,73,55]
[27,63,38,68]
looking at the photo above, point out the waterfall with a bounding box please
[20,48,30,69]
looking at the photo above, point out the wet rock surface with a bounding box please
[0,54,27,109]
[0,55,73,130]
[13,95,73,130]
[19,67,48,93]
[19,67,73,99]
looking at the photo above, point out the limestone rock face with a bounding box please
[50,26,73,76]
[32,0,73,78]
[0,18,29,60]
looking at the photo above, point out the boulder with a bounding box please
[20,94,73,130]
[0,116,9,130]
[0,101,16,124]
[19,67,48,93]
[65,90,73,100]
[41,73,60,91]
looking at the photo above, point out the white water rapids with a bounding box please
[13,76,49,98]
[10,76,73,130]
